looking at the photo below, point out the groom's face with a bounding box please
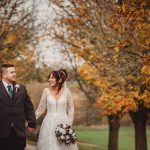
[3,67,16,83]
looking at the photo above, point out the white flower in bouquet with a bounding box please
[66,140,71,144]
[63,124,67,128]
[60,135,65,140]
[72,133,75,136]
[59,128,63,133]
[66,135,70,140]
[72,134,76,139]
[62,129,66,135]
[69,128,73,134]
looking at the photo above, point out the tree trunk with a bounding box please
[85,102,91,126]
[130,108,148,150]
[108,115,120,150]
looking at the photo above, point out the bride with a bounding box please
[35,69,78,150]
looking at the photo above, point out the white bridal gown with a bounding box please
[35,88,78,150]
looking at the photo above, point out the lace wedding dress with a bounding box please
[35,88,78,150]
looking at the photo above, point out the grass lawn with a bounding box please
[75,126,150,150]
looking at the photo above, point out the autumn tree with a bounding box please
[0,0,42,82]
[48,0,126,149]
[48,0,149,150]
[110,1,150,150]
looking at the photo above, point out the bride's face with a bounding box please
[48,73,58,87]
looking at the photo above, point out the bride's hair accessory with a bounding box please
[59,70,67,79]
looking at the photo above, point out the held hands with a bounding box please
[25,122,36,134]
[26,127,36,134]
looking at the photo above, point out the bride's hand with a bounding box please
[26,127,35,133]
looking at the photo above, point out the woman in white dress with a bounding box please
[35,69,78,150]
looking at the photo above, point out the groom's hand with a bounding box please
[26,127,35,133]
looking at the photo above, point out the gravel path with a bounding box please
[26,144,36,150]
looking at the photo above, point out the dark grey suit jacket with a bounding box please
[0,81,36,138]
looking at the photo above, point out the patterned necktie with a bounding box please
[7,85,13,97]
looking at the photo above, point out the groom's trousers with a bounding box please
[0,127,26,150]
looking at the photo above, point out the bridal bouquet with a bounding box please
[55,124,76,145]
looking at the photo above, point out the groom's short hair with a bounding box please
[0,64,14,77]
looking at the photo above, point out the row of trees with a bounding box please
[48,0,150,150]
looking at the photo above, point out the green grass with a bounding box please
[77,144,101,150]
[75,126,150,150]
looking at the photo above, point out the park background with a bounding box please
[0,0,149,150]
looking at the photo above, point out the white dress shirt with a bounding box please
[2,80,13,94]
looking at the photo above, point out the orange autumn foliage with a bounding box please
[49,0,150,117]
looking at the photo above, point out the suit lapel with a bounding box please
[13,84,17,100]
[0,81,12,103]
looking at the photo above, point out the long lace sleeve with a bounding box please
[35,88,47,119]
[66,88,74,126]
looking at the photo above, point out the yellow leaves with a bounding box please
[95,80,108,88]
[0,47,14,63]
[78,63,96,81]
[140,1,147,7]
[60,17,81,27]
[145,39,150,45]
[141,65,150,75]
[114,45,120,52]
[128,91,139,99]
[5,28,25,45]
[112,0,149,50]
[111,23,125,33]
[122,4,126,13]
[135,22,148,31]
[75,6,87,16]
[97,90,138,116]
[65,39,85,49]
[78,63,110,91]
[140,55,150,87]
[128,90,150,109]
[109,39,130,52]
[139,90,150,108]
[6,33,17,44]
[65,38,99,62]
[111,23,120,30]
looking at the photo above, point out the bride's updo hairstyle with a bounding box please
[49,69,68,93]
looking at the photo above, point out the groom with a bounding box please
[0,64,36,150]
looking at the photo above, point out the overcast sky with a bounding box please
[35,0,70,68]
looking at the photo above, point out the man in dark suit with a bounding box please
[0,64,36,150]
